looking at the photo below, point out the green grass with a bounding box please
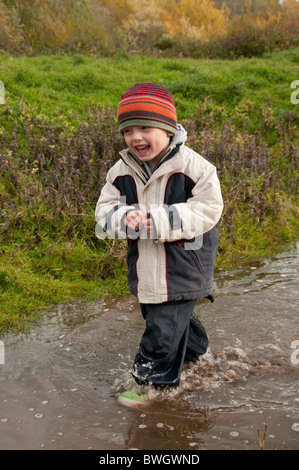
[0,236,129,332]
[217,205,298,268]
[0,49,298,335]
[1,49,298,128]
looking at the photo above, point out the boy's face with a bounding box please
[123,126,173,170]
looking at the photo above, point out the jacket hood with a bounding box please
[171,124,188,147]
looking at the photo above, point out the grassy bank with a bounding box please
[1,50,299,127]
[0,50,298,334]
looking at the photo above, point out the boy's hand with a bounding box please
[142,216,154,236]
[125,210,146,231]
[125,210,154,236]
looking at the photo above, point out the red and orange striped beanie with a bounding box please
[117,82,177,134]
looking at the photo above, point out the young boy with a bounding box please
[95,83,223,405]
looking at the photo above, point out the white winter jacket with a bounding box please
[95,127,223,304]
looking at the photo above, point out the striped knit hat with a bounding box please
[117,82,177,134]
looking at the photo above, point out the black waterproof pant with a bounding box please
[132,299,208,387]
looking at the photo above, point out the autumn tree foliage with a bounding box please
[171,0,230,41]
[0,0,298,56]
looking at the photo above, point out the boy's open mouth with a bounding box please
[134,144,151,155]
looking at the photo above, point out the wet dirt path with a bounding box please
[0,245,298,450]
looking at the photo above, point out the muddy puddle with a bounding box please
[0,245,298,450]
